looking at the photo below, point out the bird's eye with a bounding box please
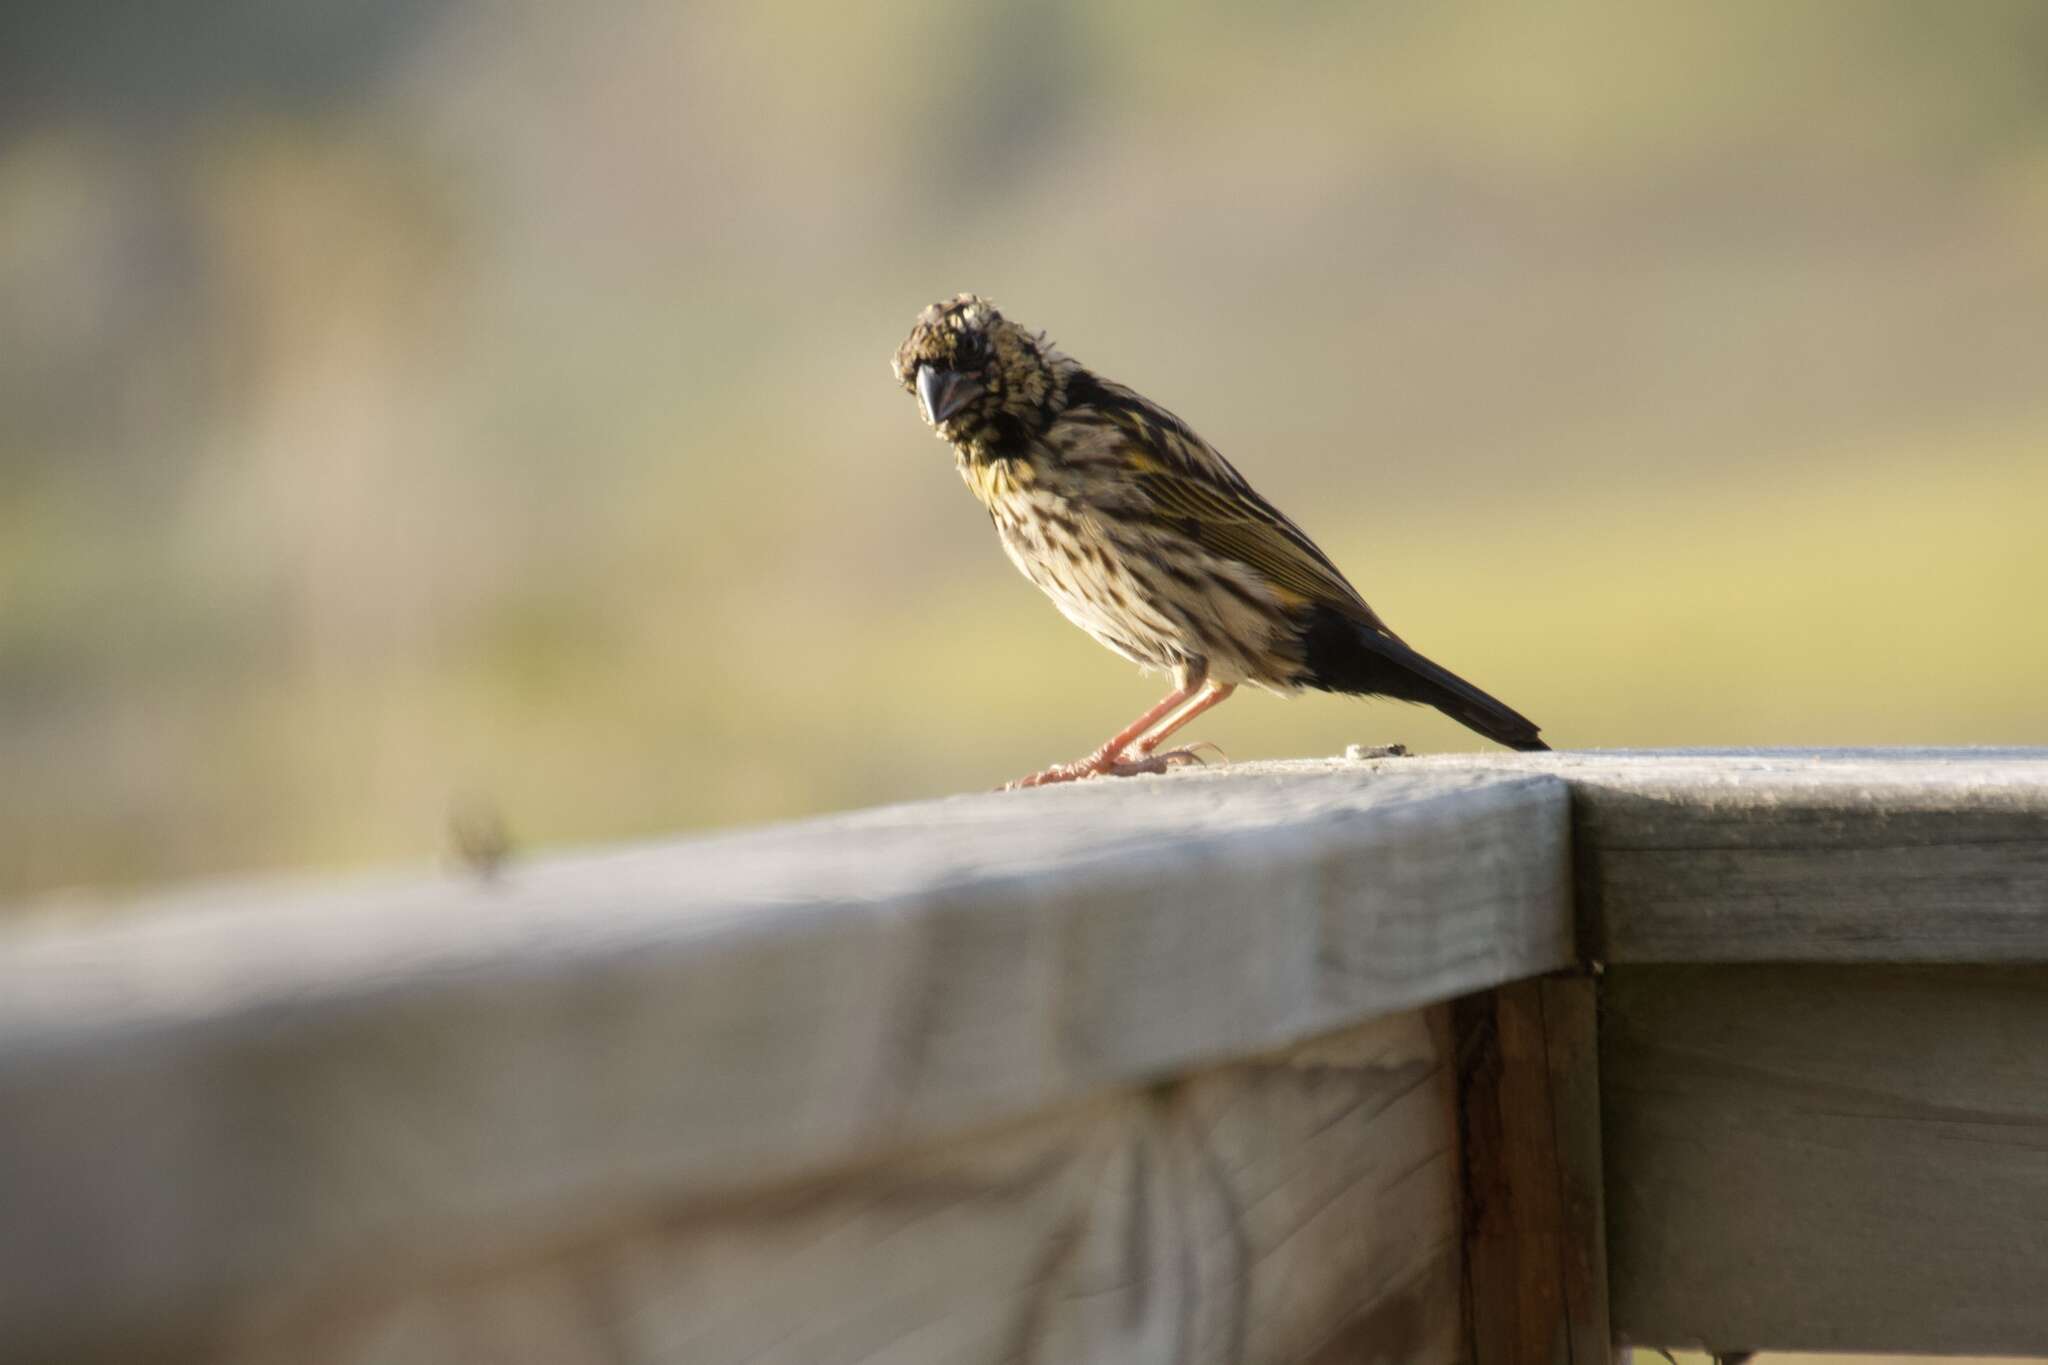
[955,335,989,369]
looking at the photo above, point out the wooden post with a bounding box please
[1457,974,1613,1364]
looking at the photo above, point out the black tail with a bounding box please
[1299,606,1549,752]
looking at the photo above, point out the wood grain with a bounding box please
[1457,974,1613,1365]
[0,765,1570,1360]
[201,1009,1465,1365]
[1538,975,1612,1365]
[1603,963,2048,1356]
[1348,749,2048,963]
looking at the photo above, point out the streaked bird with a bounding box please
[893,294,1548,788]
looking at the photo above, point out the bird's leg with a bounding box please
[1006,668,1208,789]
[1005,682,1197,789]
[1132,681,1237,760]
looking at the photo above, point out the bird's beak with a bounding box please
[916,364,981,426]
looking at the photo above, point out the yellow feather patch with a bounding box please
[961,456,1033,507]
[1121,446,1168,476]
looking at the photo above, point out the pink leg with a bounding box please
[1134,682,1237,755]
[1007,672,1207,790]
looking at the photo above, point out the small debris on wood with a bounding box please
[1345,743,1411,760]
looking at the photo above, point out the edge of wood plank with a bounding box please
[0,763,1572,1355]
[1349,749,2048,964]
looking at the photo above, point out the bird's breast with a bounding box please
[975,481,1187,672]
[980,475,1300,690]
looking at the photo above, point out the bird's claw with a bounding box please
[1136,740,1225,769]
[1002,740,1223,790]
[1001,764,1082,790]
[1096,750,1185,778]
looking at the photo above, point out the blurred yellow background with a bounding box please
[4,0,2047,899]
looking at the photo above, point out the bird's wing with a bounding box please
[1067,385,1403,641]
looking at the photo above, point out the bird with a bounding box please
[892,294,1548,788]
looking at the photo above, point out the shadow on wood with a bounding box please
[1457,973,1613,1365]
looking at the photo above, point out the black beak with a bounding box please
[916,364,981,426]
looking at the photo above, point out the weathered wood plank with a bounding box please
[204,1010,1462,1365]
[1349,749,2048,963]
[1603,963,2048,1356]
[1457,974,1613,1365]
[1538,975,1612,1365]
[0,766,1571,1360]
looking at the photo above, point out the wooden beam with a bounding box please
[1349,749,2048,963]
[1602,963,2048,1356]
[42,1010,1471,1365]
[1456,974,1613,1364]
[0,765,1571,1360]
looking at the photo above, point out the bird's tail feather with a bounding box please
[1300,607,1549,752]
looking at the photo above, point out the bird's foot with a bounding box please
[1003,742,1221,790]
[1138,740,1225,768]
[1098,743,1218,779]
[1004,756,1130,789]
[1003,762,1084,790]
[1003,742,1121,789]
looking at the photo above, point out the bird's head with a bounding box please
[893,294,1066,452]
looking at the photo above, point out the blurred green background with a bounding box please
[5,0,2048,900]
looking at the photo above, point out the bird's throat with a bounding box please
[958,446,1034,505]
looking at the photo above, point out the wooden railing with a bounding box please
[3,750,2045,1363]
